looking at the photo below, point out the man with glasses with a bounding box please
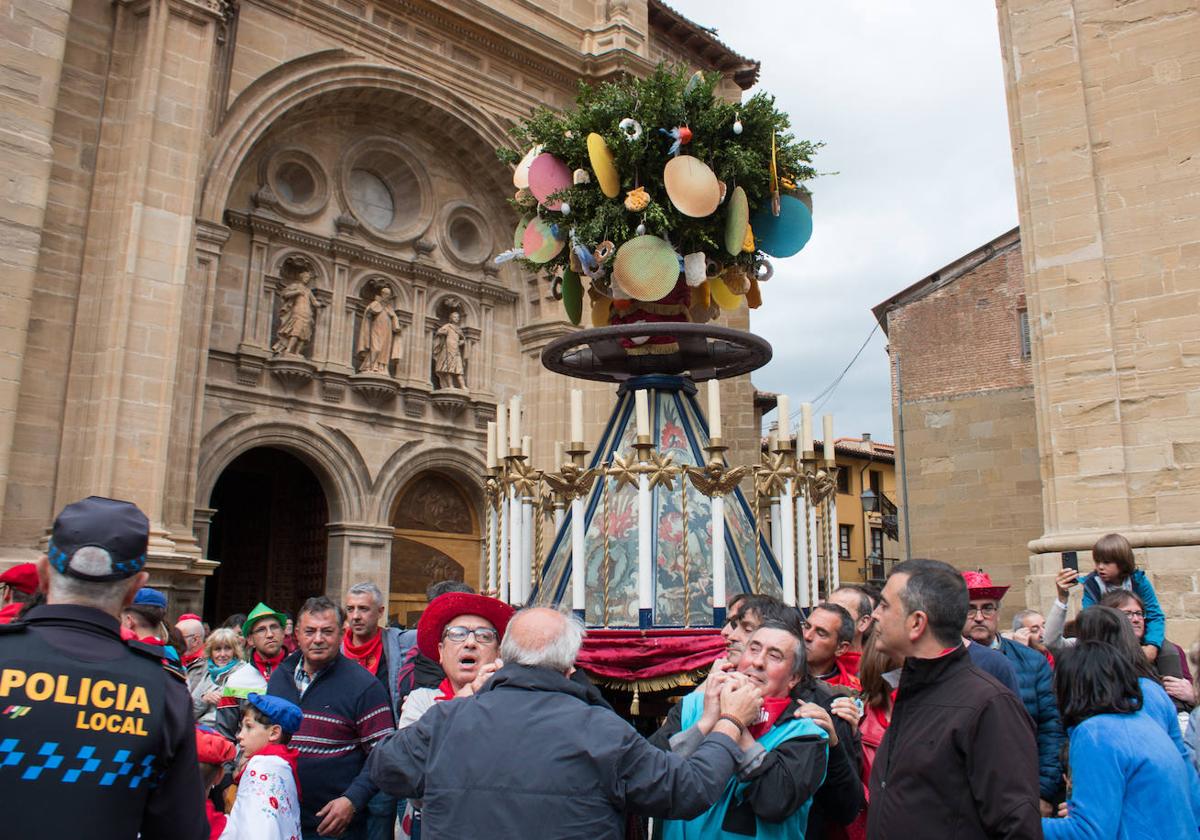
[243,601,289,681]
[388,592,514,839]
[962,570,1064,816]
[268,596,394,840]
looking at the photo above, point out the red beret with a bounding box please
[195,727,235,765]
[177,613,203,623]
[0,563,39,595]
[416,592,515,660]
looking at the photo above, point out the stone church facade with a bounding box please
[1,0,762,622]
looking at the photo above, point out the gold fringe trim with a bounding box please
[585,666,711,694]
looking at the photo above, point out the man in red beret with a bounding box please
[0,562,39,624]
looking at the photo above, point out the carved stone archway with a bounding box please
[388,470,480,625]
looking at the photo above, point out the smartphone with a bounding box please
[1062,551,1079,572]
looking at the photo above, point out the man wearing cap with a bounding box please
[244,601,289,682]
[0,496,208,840]
[122,586,169,643]
[268,595,395,840]
[0,562,39,624]
[963,569,1064,815]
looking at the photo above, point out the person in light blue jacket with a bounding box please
[1045,641,1200,839]
[1080,533,1165,657]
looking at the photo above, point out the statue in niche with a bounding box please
[272,258,322,356]
[356,284,403,375]
[433,310,467,389]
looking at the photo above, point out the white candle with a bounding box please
[570,390,584,443]
[712,496,726,611]
[496,404,507,461]
[571,497,586,613]
[828,495,840,590]
[522,435,531,459]
[635,389,650,438]
[777,396,791,444]
[486,422,497,469]
[509,395,521,452]
[796,490,809,606]
[801,403,813,453]
[707,379,722,439]
[780,478,795,606]
[638,471,652,617]
[823,415,834,461]
[808,496,819,607]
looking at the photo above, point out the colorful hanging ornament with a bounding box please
[618,118,642,141]
[741,225,755,253]
[528,153,572,211]
[684,70,705,94]
[587,133,621,198]
[769,134,781,217]
[659,126,693,157]
[663,156,721,218]
[723,186,749,256]
[733,113,743,135]
[636,221,646,236]
[562,269,583,325]
[512,144,543,189]
[624,186,651,212]
[573,168,591,185]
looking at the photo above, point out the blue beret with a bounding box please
[133,586,167,609]
[247,693,303,735]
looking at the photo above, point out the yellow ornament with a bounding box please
[624,186,650,212]
[742,225,755,253]
[709,275,744,311]
[589,289,613,327]
[587,133,620,199]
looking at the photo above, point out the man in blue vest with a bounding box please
[0,496,207,840]
[656,620,830,839]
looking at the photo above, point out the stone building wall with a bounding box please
[876,229,1045,618]
[0,0,771,618]
[996,0,1200,641]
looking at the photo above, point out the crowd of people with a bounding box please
[2,496,1200,839]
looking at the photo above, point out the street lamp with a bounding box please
[860,488,878,581]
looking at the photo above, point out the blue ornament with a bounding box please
[751,194,813,258]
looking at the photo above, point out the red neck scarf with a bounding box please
[182,648,204,667]
[252,648,287,680]
[749,695,792,739]
[235,743,302,799]
[341,628,384,674]
[436,678,457,702]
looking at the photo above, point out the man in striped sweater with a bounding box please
[269,595,396,840]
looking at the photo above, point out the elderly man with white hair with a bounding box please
[368,606,761,839]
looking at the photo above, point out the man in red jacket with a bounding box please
[867,559,1040,839]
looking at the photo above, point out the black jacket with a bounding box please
[369,664,742,839]
[0,605,207,840]
[867,645,1042,840]
[650,678,859,837]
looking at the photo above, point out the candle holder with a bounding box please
[633,434,654,462]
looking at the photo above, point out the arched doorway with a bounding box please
[205,447,329,622]
[389,471,479,625]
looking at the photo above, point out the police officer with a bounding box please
[0,496,208,840]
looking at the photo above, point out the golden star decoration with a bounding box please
[606,453,640,491]
[754,452,795,498]
[507,459,541,498]
[638,451,678,493]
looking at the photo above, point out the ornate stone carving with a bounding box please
[350,371,399,406]
[433,309,467,390]
[393,475,473,533]
[271,256,323,357]
[267,354,316,391]
[431,390,468,417]
[356,283,403,375]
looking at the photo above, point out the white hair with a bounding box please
[45,565,130,614]
[347,581,385,608]
[500,609,586,672]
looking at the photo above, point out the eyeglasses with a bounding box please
[251,623,281,636]
[1120,610,1145,620]
[968,605,999,617]
[442,626,498,645]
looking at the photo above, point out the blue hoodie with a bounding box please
[1081,569,1165,648]
[1045,691,1200,839]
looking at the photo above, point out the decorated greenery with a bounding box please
[496,64,820,327]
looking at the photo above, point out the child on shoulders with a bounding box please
[1080,533,1165,661]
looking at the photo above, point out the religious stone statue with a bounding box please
[272,261,322,356]
[356,285,402,374]
[433,310,467,389]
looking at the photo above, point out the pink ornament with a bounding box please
[527,153,572,211]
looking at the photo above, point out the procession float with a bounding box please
[485,66,838,717]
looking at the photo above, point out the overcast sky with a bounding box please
[672,0,1019,444]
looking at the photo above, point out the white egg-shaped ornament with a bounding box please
[663,156,721,218]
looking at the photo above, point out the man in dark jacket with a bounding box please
[868,560,1041,839]
[368,607,759,839]
[268,596,395,840]
[963,570,1064,813]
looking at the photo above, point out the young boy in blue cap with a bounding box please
[222,693,304,839]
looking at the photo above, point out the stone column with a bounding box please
[325,523,396,604]
[53,0,227,564]
[0,0,74,538]
[997,1,1200,638]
